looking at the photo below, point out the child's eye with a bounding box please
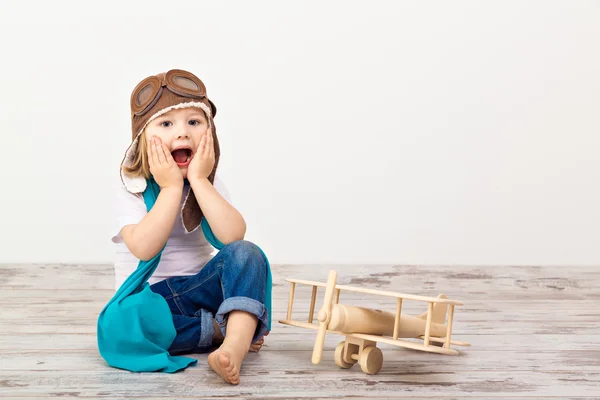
[160,121,172,128]
[188,120,201,126]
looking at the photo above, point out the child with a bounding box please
[105,69,271,385]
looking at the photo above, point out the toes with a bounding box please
[230,367,239,383]
[209,350,241,385]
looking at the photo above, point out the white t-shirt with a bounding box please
[111,175,231,291]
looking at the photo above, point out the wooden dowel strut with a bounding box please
[444,305,455,349]
[308,285,318,323]
[286,282,296,320]
[423,302,433,346]
[393,298,403,340]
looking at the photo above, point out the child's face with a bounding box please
[144,107,209,178]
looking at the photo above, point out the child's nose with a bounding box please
[176,132,190,140]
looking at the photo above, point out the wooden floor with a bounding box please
[1,264,599,399]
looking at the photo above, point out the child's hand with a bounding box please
[148,136,183,189]
[188,128,215,182]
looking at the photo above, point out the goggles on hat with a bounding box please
[130,69,208,117]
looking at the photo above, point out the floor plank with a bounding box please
[2,348,599,372]
[1,264,599,398]
[1,370,599,398]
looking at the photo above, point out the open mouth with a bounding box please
[171,147,193,167]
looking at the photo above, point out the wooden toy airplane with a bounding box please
[279,270,470,375]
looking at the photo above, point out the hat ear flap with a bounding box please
[208,99,217,117]
[119,133,147,193]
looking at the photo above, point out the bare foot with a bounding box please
[208,349,240,385]
[208,312,263,384]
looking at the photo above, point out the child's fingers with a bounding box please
[162,143,174,164]
[198,133,207,155]
[153,141,161,164]
[204,130,214,160]
[155,141,166,164]
[152,136,165,164]
[161,145,171,165]
[149,137,159,167]
[204,130,213,157]
[147,137,154,168]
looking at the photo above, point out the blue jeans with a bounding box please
[150,240,269,355]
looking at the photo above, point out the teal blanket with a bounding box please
[97,178,272,372]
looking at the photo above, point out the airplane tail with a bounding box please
[417,294,448,324]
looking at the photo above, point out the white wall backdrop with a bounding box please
[0,0,598,266]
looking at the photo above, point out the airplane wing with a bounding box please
[278,319,464,355]
[284,278,464,306]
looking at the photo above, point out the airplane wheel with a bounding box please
[334,342,355,369]
[359,346,383,375]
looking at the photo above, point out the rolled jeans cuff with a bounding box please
[194,308,215,350]
[215,296,269,343]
